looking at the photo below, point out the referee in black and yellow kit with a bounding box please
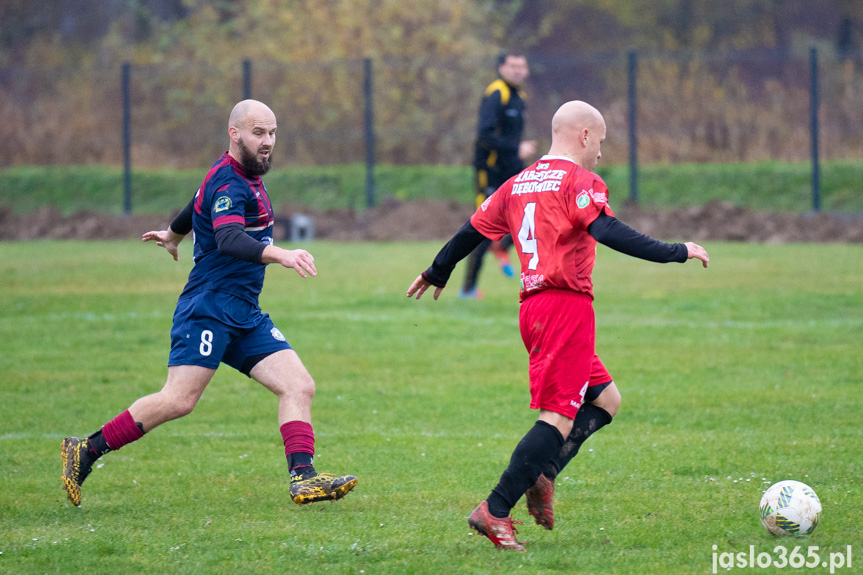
[461,51,537,299]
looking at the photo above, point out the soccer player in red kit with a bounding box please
[407,100,709,551]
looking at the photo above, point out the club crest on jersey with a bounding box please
[271,327,286,342]
[214,196,233,212]
[576,190,591,209]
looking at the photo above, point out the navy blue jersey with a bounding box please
[180,153,274,304]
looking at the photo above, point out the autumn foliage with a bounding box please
[1,0,861,168]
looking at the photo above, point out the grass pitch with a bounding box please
[1,240,861,574]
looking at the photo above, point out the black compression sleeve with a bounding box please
[422,219,488,287]
[588,212,688,263]
[170,196,195,236]
[214,223,266,264]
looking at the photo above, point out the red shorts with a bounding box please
[519,289,613,419]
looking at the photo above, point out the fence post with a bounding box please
[363,57,376,208]
[122,62,132,215]
[809,46,820,212]
[243,59,252,100]
[627,50,639,204]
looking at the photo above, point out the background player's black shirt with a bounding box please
[473,78,527,186]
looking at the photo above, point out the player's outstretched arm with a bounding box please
[142,195,195,261]
[684,242,709,268]
[588,213,711,268]
[406,275,444,301]
[407,219,487,301]
[262,245,317,278]
[142,228,185,261]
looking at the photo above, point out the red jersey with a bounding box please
[470,155,614,301]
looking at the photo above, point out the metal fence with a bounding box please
[2,46,861,210]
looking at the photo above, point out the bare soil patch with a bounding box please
[1,199,860,243]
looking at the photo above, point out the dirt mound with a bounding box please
[1,200,861,243]
[275,198,477,242]
[614,200,863,243]
[0,206,171,241]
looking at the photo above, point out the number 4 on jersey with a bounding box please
[518,202,539,270]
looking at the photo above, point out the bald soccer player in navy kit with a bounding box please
[61,100,357,508]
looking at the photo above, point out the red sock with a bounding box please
[280,420,315,471]
[101,410,144,451]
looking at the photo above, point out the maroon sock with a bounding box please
[280,420,315,475]
[101,410,144,451]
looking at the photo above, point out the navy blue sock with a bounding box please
[487,421,564,518]
[86,430,111,459]
[288,453,316,479]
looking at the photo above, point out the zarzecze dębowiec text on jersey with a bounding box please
[470,155,614,302]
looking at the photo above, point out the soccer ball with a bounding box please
[759,480,822,536]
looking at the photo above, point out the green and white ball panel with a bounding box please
[759,480,822,536]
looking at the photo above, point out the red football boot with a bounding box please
[468,500,526,551]
[525,473,555,530]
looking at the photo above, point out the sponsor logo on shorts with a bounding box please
[571,381,589,408]
[215,196,233,212]
[576,191,590,209]
[271,327,286,342]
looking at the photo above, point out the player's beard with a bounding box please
[237,138,272,176]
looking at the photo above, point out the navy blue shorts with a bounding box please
[168,291,291,375]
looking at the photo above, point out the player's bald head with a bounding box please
[551,100,604,140]
[227,100,277,176]
[228,99,276,131]
[547,100,607,170]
